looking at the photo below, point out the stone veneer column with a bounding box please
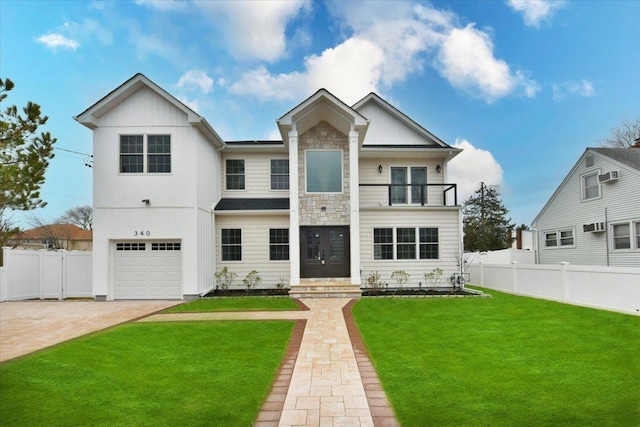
[289,130,300,286]
[349,130,361,285]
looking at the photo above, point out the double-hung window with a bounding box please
[582,172,600,200]
[636,222,640,250]
[120,135,171,174]
[544,232,558,247]
[419,227,439,259]
[543,229,574,248]
[221,229,242,261]
[226,159,245,190]
[269,229,289,261]
[373,228,393,260]
[390,167,428,205]
[612,223,631,250]
[271,159,289,190]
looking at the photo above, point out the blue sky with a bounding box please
[2,0,639,229]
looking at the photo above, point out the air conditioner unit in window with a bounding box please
[598,170,619,183]
[583,222,605,233]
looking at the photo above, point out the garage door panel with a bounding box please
[113,240,182,299]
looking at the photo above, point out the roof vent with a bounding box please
[585,155,594,167]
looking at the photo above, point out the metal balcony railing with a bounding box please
[359,183,458,207]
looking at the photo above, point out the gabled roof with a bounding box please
[353,92,455,149]
[532,147,640,226]
[17,224,93,241]
[74,73,224,148]
[276,88,369,146]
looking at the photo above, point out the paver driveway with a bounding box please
[0,300,182,362]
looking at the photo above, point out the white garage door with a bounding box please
[113,241,182,299]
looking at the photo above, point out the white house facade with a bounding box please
[76,74,463,300]
[532,147,640,267]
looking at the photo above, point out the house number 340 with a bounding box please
[134,231,151,236]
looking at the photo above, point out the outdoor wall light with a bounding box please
[142,199,150,205]
[436,164,442,173]
[378,164,383,174]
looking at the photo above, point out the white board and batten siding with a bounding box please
[534,150,640,267]
[215,215,291,289]
[356,102,433,146]
[359,209,462,287]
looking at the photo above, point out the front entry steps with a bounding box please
[289,278,362,298]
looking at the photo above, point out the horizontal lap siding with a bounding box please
[359,209,461,287]
[216,215,290,289]
[221,152,289,199]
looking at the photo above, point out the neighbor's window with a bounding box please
[373,228,393,260]
[612,223,631,250]
[636,222,640,249]
[269,229,289,261]
[221,229,242,261]
[306,150,342,193]
[147,135,171,173]
[271,159,289,190]
[419,227,439,259]
[559,229,574,246]
[226,159,245,190]
[544,232,558,247]
[583,172,600,200]
[120,135,144,173]
[396,228,416,260]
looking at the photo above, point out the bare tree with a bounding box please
[56,205,93,230]
[28,215,71,249]
[600,117,640,148]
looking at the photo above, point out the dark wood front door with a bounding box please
[300,226,350,278]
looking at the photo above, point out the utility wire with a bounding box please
[54,147,93,168]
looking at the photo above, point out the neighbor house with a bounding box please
[532,146,640,267]
[75,74,463,300]
[12,224,93,251]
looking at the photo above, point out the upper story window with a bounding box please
[120,135,171,173]
[306,150,342,193]
[120,135,171,174]
[271,159,289,190]
[226,159,245,190]
[582,172,600,200]
[391,166,427,204]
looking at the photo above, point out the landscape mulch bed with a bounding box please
[204,288,481,297]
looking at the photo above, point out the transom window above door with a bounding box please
[306,150,342,193]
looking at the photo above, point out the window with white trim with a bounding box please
[269,229,289,261]
[636,222,640,250]
[582,172,600,200]
[612,223,631,250]
[543,229,574,248]
[391,166,428,204]
[271,159,289,190]
[120,135,171,174]
[221,229,242,261]
[373,227,439,260]
[226,159,245,190]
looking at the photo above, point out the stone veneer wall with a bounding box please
[298,121,350,226]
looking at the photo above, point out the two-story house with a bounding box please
[532,146,640,267]
[75,74,462,300]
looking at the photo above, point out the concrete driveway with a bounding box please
[0,300,183,362]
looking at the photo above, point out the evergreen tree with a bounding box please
[1,78,56,211]
[463,182,514,252]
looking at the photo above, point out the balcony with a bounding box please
[359,183,458,207]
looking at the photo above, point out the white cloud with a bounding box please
[134,0,188,12]
[36,33,79,50]
[229,2,538,104]
[448,139,505,203]
[194,1,310,62]
[507,0,565,28]
[63,19,113,46]
[177,70,214,94]
[178,96,200,113]
[435,24,540,102]
[552,79,595,101]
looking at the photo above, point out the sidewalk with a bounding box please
[143,298,399,427]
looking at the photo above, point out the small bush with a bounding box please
[424,268,443,287]
[391,270,410,288]
[214,267,236,290]
[243,270,262,291]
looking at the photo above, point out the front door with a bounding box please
[300,226,350,278]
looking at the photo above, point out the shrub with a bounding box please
[243,270,262,292]
[214,267,236,290]
[424,268,443,288]
[391,270,410,288]
[366,271,384,290]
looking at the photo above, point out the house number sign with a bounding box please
[134,230,151,236]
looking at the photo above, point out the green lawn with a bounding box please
[0,321,294,427]
[353,288,640,427]
[164,296,300,313]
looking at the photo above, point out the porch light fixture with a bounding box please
[378,164,383,174]
[436,164,442,173]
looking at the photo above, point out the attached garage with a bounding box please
[113,241,182,299]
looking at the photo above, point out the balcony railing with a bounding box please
[359,183,458,207]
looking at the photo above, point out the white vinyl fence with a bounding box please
[468,262,640,316]
[0,247,92,301]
